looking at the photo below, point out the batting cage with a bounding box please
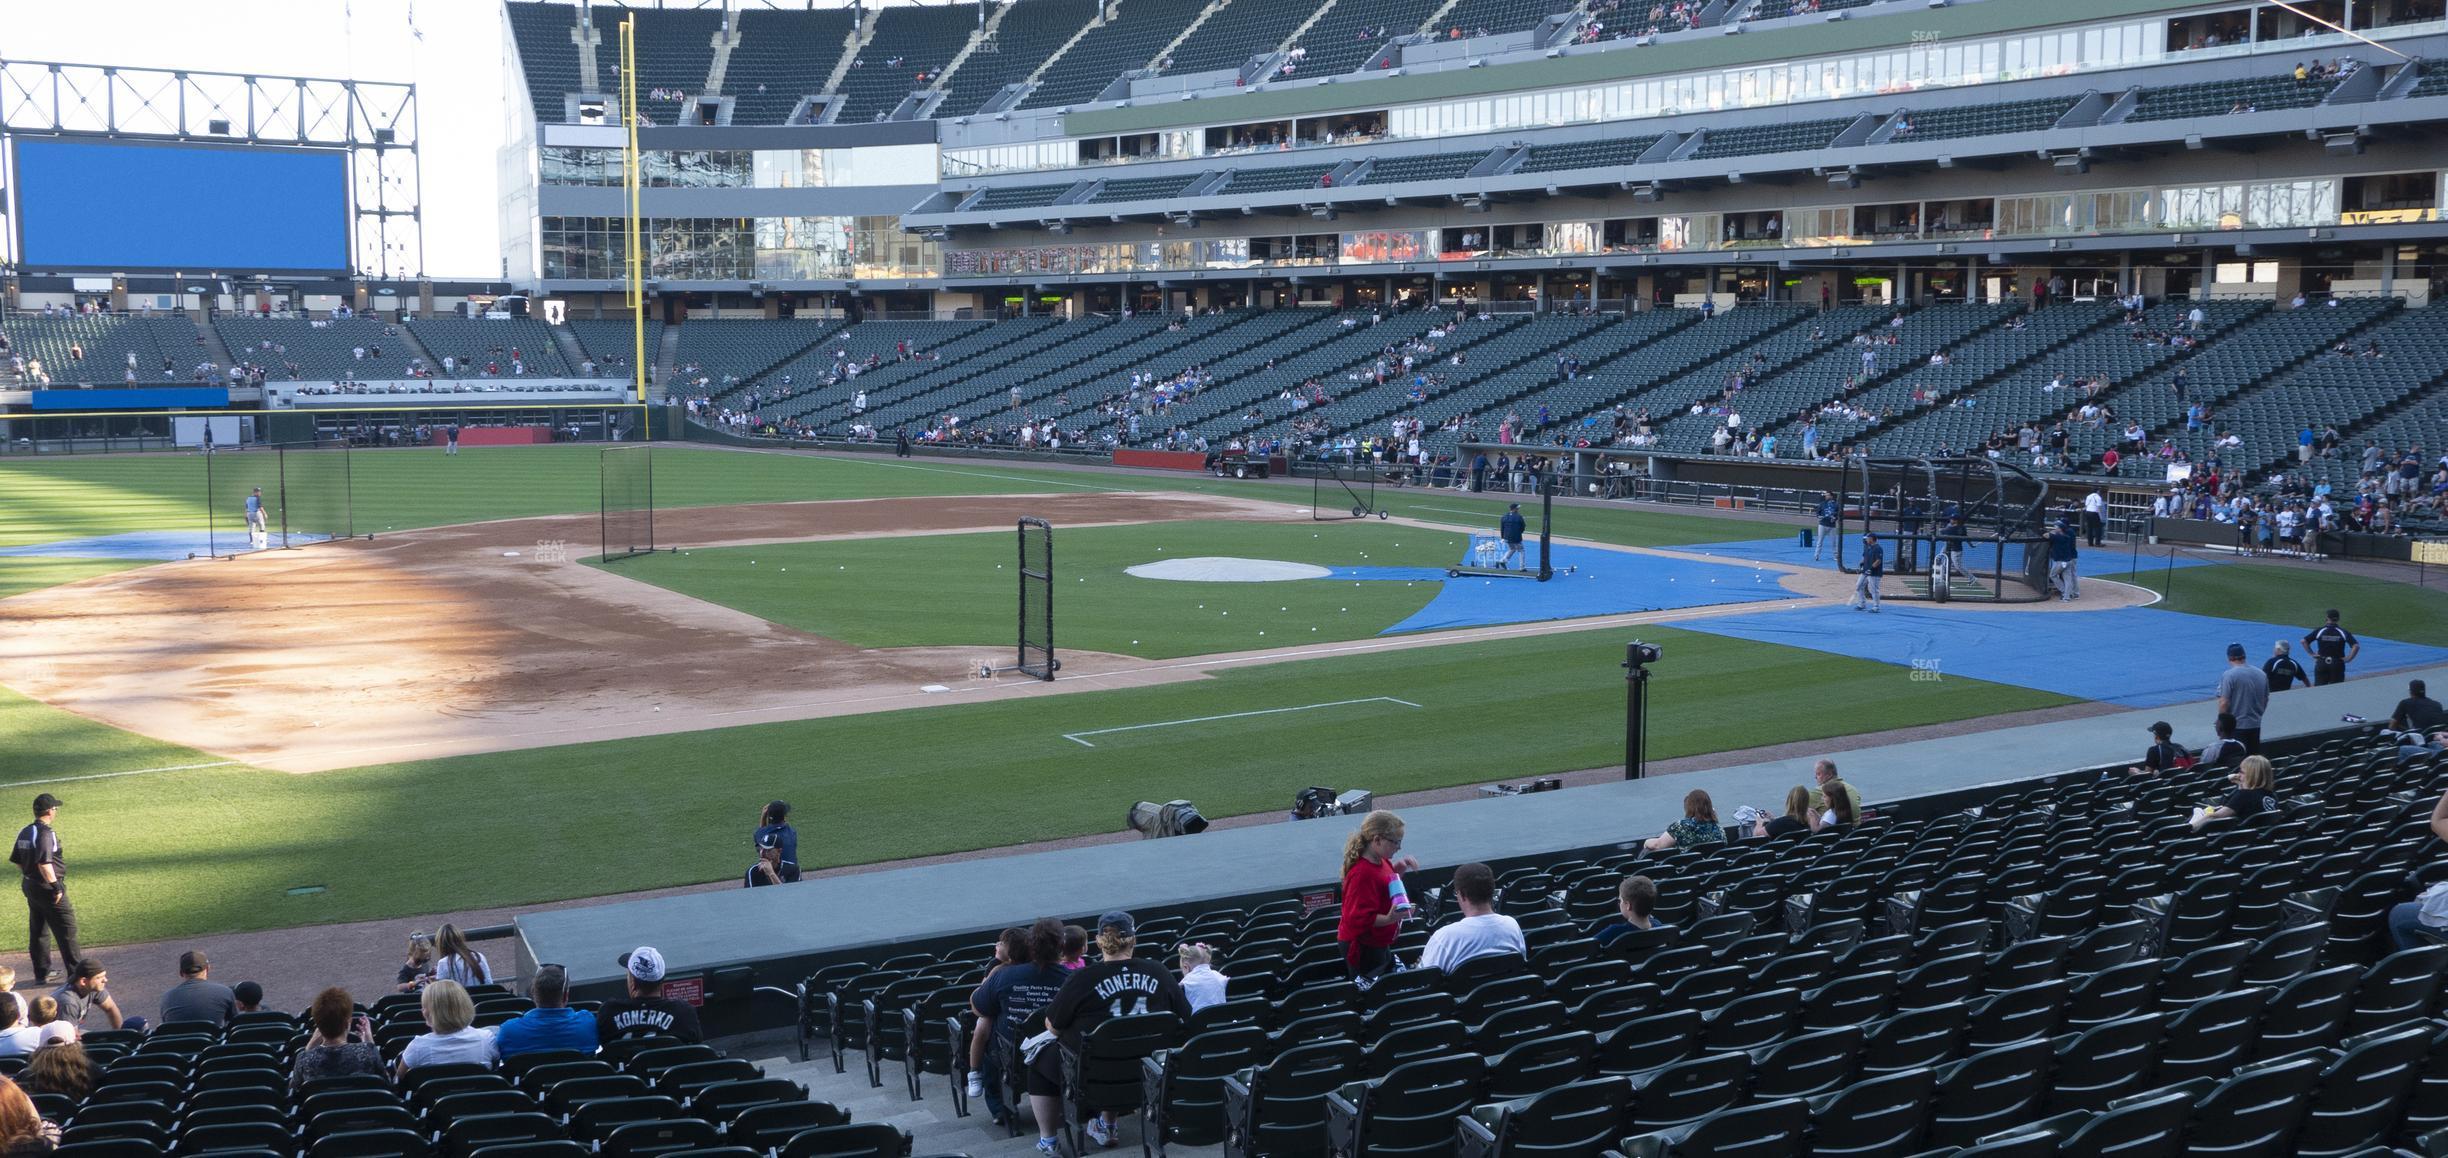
[599,446,657,561]
[1452,480,1558,582]
[1017,517,1057,681]
[1304,461,1389,522]
[203,440,357,558]
[1837,454,2052,603]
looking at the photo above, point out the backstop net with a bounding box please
[1837,454,2051,603]
[204,440,355,557]
[1017,517,1056,681]
[600,446,656,561]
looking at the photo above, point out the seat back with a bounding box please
[2178,1055,2322,1157]
[1925,1039,2052,1149]
[1805,1066,1936,1157]
[1626,1051,1748,1133]
[1486,1031,1598,1101]
[1746,1025,1863,1101]
[1349,1054,1487,1158]
[1241,1038,1366,1158]
[2292,1022,2434,1155]
[1476,1075,1627,1158]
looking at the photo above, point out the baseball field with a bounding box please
[2,442,2442,947]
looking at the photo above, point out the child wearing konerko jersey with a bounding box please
[1025,912,1190,1156]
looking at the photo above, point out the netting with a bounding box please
[1017,517,1055,681]
[600,446,656,561]
[203,441,353,557]
[1838,455,2052,603]
[1309,464,1381,522]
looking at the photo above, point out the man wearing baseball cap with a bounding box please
[9,794,77,986]
[1023,911,1190,1155]
[2216,642,2269,754]
[595,946,702,1043]
[159,949,237,1027]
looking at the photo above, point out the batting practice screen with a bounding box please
[1309,463,1380,522]
[204,441,355,557]
[600,446,656,561]
[1017,517,1055,681]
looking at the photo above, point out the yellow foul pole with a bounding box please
[622,16,646,406]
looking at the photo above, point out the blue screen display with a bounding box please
[13,138,348,272]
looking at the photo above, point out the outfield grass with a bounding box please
[0,557,149,600]
[2122,562,2448,647]
[2,623,2072,946]
[602,519,1472,656]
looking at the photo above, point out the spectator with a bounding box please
[2128,721,2194,775]
[396,980,497,1077]
[1591,876,1671,946]
[1025,912,1191,1156]
[0,1004,36,1059]
[394,930,436,993]
[967,918,1066,1123]
[1059,926,1089,971]
[1645,790,1724,851]
[1812,780,1859,832]
[2390,679,2445,734]
[2216,643,2270,754]
[1755,787,1814,838]
[1176,943,1229,1012]
[290,987,382,1092]
[17,1043,89,1103]
[429,924,493,987]
[232,982,265,1015]
[0,1077,56,1154]
[1416,863,1526,974]
[159,949,237,1027]
[2264,641,2308,692]
[2190,754,2278,829]
[0,971,23,1031]
[746,800,801,886]
[2385,789,2448,949]
[597,946,702,1043]
[1337,811,1419,980]
[2199,714,2247,770]
[493,964,596,1059]
[1807,759,1862,817]
[50,962,119,1031]
[25,999,70,1049]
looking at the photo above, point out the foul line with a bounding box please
[0,760,241,789]
[1062,696,1421,747]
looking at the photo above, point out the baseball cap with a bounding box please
[2148,721,2173,738]
[232,981,262,1006]
[71,960,105,981]
[2226,643,2247,660]
[1097,911,1137,939]
[178,950,209,976]
[30,793,59,816]
[619,946,667,983]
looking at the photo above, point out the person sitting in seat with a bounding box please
[1811,780,1859,833]
[1754,788,1814,838]
[1591,875,1673,947]
[493,964,597,1059]
[2189,754,2278,829]
[1175,942,1229,1012]
[596,946,702,1043]
[1644,790,1724,851]
[2386,789,2448,949]
[397,980,497,1077]
[1417,863,1526,974]
[291,987,383,1092]
[1024,912,1190,1157]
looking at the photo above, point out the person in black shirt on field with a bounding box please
[1499,504,1527,570]
[1025,912,1189,1155]
[2304,609,2358,686]
[9,794,77,986]
[2263,641,2308,692]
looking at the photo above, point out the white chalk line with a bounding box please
[1062,696,1422,747]
[0,760,241,789]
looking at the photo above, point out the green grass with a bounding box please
[601,519,1471,656]
[3,625,2072,945]
[0,557,148,600]
[2122,562,2448,647]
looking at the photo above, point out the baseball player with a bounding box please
[1812,491,1839,561]
[1851,532,1884,612]
[245,487,268,551]
[1499,504,1526,570]
[2046,518,2080,601]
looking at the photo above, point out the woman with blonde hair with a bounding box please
[395,931,437,992]
[0,1077,56,1154]
[429,924,492,987]
[1756,787,1814,839]
[1336,811,1420,979]
[1645,790,1724,850]
[395,979,497,1077]
[17,1044,89,1103]
[2191,754,2279,829]
[1023,912,1190,1156]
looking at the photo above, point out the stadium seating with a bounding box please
[668,319,853,399]
[772,316,1102,427]
[2413,60,2448,99]
[1020,0,1209,111]
[1089,174,1200,203]
[728,9,858,125]
[1888,95,2080,141]
[786,731,2448,1158]
[1690,117,1855,161]
[965,182,1076,212]
[1358,151,1490,186]
[1233,313,1596,446]
[1743,304,2019,456]
[213,317,431,382]
[1117,310,1493,441]
[933,0,1098,119]
[506,2,589,117]
[1163,0,1315,77]
[2127,72,2339,121]
[1430,0,1572,40]
[1287,0,1449,77]
[0,314,204,387]
[403,317,577,378]
[951,310,1278,430]
[835,5,978,124]
[564,318,667,374]
[1517,136,1663,175]
[1635,304,1915,454]
[1030,310,1349,432]
[1221,163,1339,194]
[1809,302,2118,452]
[1492,305,1812,440]
[600,7,721,122]
[1748,0,1875,18]
[2163,302,2448,480]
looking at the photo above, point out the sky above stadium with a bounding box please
[9,0,509,278]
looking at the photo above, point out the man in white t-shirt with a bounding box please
[1417,863,1526,974]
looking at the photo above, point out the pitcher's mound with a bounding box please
[1125,557,1334,582]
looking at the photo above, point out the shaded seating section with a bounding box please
[932,0,1099,118]
[1019,0,1209,111]
[1749,0,1876,18]
[1415,311,1699,460]
[1690,117,1854,161]
[966,182,1075,212]
[1430,0,1574,40]
[505,2,590,119]
[563,318,668,374]
[1740,303,2019,457]
[1357,151,1489,186]
[668,319,852,400]
[792,732,2448,1158]
[1286,0,1450,77]
[1029,310,1350,434]
[728,8,858,125]
[774,317,1092,428]
[2159,301,2448,479]
[1234,313,1598,446]
[833,4,978,124]
[2414,60,2448,99]
[1627,304,1896,453]
[1161,0,1316,77]
[1486,305,1812,447]
[1889,95,2081,141]
[1088,174,1200,203]
[212,317,427,382]
[962,310,1300,431]
[596,7,721,123]
[1517,136,1663,176]
[1220,163,1339,194]
[1809,301,2117,451]
[2128,72,2339,121]
[403,318,576,378]
[1106,310,1481,439]
[0,314,203,386]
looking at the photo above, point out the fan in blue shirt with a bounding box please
[493,965,598,1058]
